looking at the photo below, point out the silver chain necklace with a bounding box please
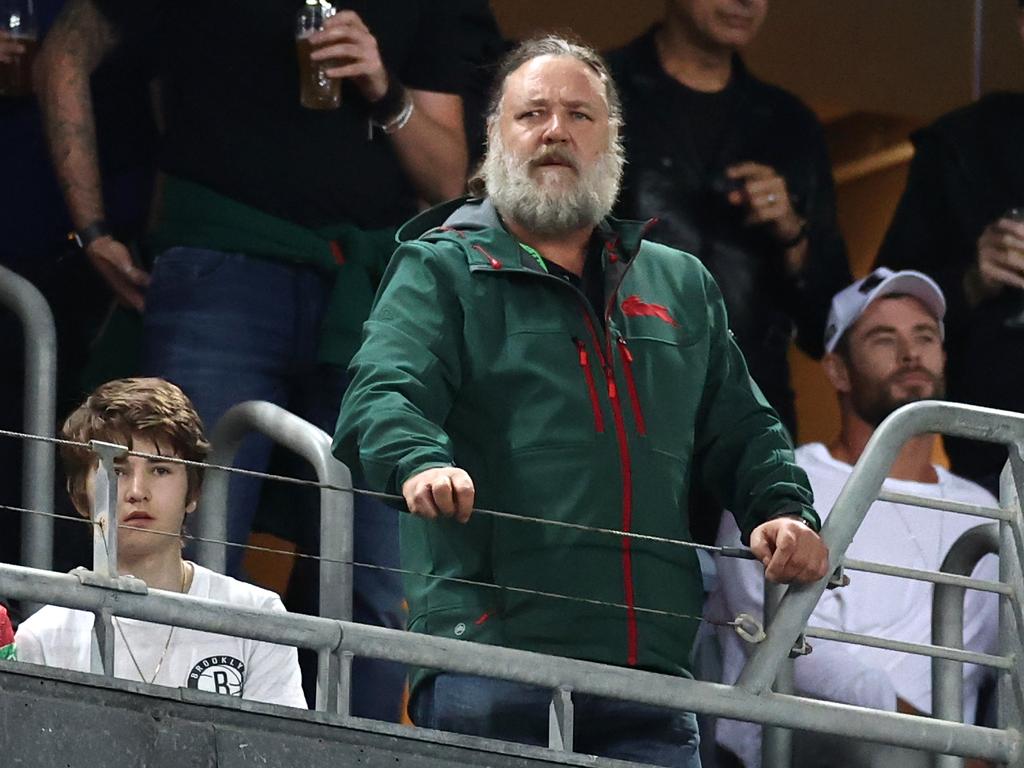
[114,561,190,684]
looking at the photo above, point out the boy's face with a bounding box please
[83,435,196,559]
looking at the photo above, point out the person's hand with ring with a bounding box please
[725,161,805,247]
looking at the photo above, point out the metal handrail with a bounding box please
[196,400,353,623]
[0,561,1018,764]
[194,401,353,713]
[0,263,57,572]
[931,523,1000,768]
[8,400,1024,765]
[738,401,1024,697]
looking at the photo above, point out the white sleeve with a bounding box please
[242,596,308,709]
[13,623,46,665]
[716,513,897,711]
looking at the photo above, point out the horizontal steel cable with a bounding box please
[0,502,740,631]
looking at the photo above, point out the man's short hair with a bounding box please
[485,35,623,131]
[60,377,210,515]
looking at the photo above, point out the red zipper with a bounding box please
[575,339,605,433]
[617,337,647,436]
[581,312,639,666]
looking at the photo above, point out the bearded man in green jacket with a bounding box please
[334,34,830,767]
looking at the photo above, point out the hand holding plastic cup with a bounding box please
[296,0,340,110]
[0,0,38,98]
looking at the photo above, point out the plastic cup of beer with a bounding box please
[296,0,340,110]
[0,0,38,99]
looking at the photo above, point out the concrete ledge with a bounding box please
[0,661,640,767]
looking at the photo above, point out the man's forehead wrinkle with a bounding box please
[507,57,607,104]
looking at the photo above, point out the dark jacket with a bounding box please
[608,29,851,435]
[333,197,818,688]
[876,92,1024,487]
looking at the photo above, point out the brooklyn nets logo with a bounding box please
[187,655,246,697]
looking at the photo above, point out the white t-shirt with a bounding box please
[15,563,307,709]
[708,443,999,768]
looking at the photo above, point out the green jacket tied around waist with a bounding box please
[150,176,398,366]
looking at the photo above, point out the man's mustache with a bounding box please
[888,366,942,386]
[528,147,580,171]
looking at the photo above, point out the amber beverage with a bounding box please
[296,33,340,110]
[296,0,340,110]
[0,33,37,98]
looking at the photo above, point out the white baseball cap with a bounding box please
[823,267,946,354]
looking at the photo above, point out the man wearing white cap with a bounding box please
[707,267,999,768]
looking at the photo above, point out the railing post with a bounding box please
[87,440,125,678]
[548,685,574,752]
[0,263,57,572]
[931,523,999,768]
[91,606,116,676]
[999,455,1024,768]
[89,440,126,578]
[316,639,348,715]
[762,580,794,768]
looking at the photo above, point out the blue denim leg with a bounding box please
[576,694,701,767]
[410,673,550,745]
[411,673,701,766]
[141,247,406,721]
[142,248,319,570]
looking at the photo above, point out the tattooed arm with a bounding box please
[34,0,149,310]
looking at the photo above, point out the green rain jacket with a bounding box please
[334,197,818,685]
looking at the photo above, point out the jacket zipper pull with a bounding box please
[617,335,634,363]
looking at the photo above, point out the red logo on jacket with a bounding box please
[620,295,680,327]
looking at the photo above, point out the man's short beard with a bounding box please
[482,129,624,237]
[849,366,947,428]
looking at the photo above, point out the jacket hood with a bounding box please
[397,196,654,258]
[396,196,492,243]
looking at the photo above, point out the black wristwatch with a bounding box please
[71,220,112,250]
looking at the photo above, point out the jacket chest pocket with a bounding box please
[616,331,707,459]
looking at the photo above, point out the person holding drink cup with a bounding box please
[0,0,38,98]
[877,0,1024,494]
[34,0,500,721]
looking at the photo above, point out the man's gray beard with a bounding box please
[483,132,624,237]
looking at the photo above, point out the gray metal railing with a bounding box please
[932,523,1000,768]
[0,562,1018,764]
[7,399,1024,766]
[192,400,354,712]
[0,263,57,571]
[743,400,1024,768]
[195,401,352,622]
[739,401,1024,695]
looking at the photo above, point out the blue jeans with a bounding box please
[410,673,701,767]
[141,247,405,721]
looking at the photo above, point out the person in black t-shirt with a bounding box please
[608,0,850,441]
[33,0,500,722]
[875,1,1024,495]
[607,1,850,558]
